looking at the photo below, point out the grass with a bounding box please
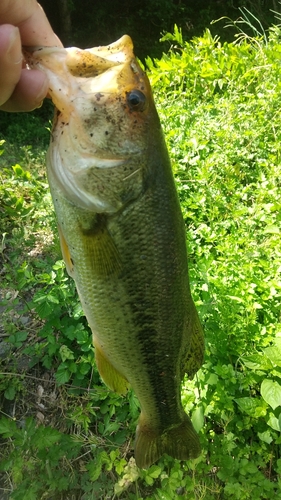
[0,24,281,499]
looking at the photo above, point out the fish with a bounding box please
[24,35,204,469]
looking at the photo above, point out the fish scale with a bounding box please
[24,34,204,469]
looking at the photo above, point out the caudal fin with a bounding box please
[134,413,201,469]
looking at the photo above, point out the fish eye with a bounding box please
[126,90,146,111]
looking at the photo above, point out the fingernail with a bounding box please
[36,100,44,109]
[7,27,22,64]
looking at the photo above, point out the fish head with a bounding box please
[24,37,162,212]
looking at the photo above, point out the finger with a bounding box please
[0,25,22,107]
[19,3,63,47]
[0,67,49,112]
[0,0,63,47]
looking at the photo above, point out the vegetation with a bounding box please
[40,0,279,59]
[1,20,281,500]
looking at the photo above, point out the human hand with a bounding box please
[0,0,62,112]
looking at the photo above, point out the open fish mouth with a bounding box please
[24,35,152,212]
[23,35,148,110]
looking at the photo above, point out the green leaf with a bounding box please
[261,379,281,410]
[147,464,162,478]
[33,300,53,319]
[52,260,65,270]
[87,451,110,481]
[4,386,16,400]
[234,397,267,417]
[225,295,244,303]
[115,458,127,475]
[145,475,154,486]
[0,417,17,437]
[46,293,59,304]
[78,362,91,375]
[34,426,62,449]
[242,354,273,371]
[87,460,102,482]
[264,224,280,234]
[267,414,281,432]
[59,345,74,362]
[263,346,281,367]
[12,164,24,177]
[192,405,204,432]
[76,329,90,344]
[9,330,28,347]
[258,430,273,444]
[206,373,218,385]
[55,364,71,385]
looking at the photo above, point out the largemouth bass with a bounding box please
[25,36,204,469]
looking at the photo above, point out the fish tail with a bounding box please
[134,413,201,469]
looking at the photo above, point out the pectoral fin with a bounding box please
[81,216,122,277]
[58,225,74,277]
[94,343,130,395]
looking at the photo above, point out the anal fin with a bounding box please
[182,305,204,380]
